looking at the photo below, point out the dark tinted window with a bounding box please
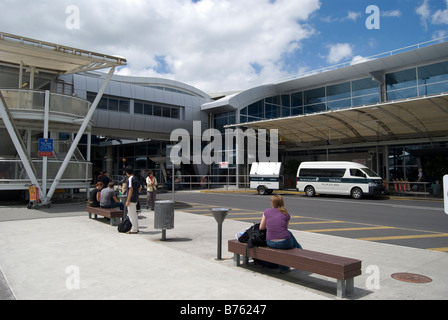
[299,168,346,178]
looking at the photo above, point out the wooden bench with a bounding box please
[86,206,123,226]
[228,239,361,298]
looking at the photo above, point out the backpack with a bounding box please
[118,216,132,233]
[238,223,267,248]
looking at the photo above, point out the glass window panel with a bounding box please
[86,92,96,103]
[144,104,153,115]
[352,78,378,97]
[171,108,179,119]
[153,105,162,117]
[119,100,129,113]
[228,112,236,124]
[304,87,325,105]
[282,106,291,117]
[327,82,351,101]
[214,117,227,130]
[98,97,108,110]
[386,68,417,91]
[134,102,143,114]
[135,144,147,156]
[291,92,303,107]
[353,94,380,106]
[248,101,263,118]
[265,103,279,118]
[247,115,260,122]
[420,82,448,96]
[327,99,352,110]
[108,98,119,111]
[281,95,291,107]
[305,104,326,114]
[418,61,448,85]
[265,96,280,105]
[163,106,171,118]
[123,145,134,157]
[387,88,418,101]
[291,106,304,116]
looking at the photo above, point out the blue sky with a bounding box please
[289,0,448,77]
[1,0,447,93]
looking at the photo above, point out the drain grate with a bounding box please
[391,273,432,284]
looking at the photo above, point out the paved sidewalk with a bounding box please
[0,202,447,300]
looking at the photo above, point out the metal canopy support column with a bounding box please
[46,67,116,201]
[40,90,50,203]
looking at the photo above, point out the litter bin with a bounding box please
[154,200,175,240]
[210,208,231,260]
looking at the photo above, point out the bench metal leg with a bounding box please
[337,280,345,298]
[346,278,355,296]
[233,253,241,266]
[337,278,355,298]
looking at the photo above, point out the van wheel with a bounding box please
[305,186,315,197]
[257,186,267,195]
[351,187,363,199]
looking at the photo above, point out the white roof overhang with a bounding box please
[228,93,448,148]
[0,32,127,74]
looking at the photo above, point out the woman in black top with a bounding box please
[89,182,103,207]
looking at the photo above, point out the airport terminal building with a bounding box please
[0,32,447,201]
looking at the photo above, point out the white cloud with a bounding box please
[416,0,431,28]
[350,55,371,65]
[326,43,353,64]
[346,11,362,21]
[0,0,321,93]
[432,7,448,24]
[416,0,448,26]
[382,10,402,18]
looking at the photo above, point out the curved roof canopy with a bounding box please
[0,32,127,74]
[230,94,448,148]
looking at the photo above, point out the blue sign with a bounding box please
[38,138,53,157]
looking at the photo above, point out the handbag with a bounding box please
[118,216,132,233]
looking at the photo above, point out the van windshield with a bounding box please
[361,168,380,178]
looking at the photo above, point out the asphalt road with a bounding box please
[158,191,448,253]
[1,190,446,253]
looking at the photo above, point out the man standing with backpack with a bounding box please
[125,166,140,234]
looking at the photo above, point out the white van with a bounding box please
[250,162,283,195]
[296,161,384,199]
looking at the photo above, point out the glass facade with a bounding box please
[87,93,130,113]
[134,100,181,119]
[235,60,448,126]
[386,61,448,101]
[239,77,380,124]
[87,92,181,119]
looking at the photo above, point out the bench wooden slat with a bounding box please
[228,239,361,298]
[86,206,123,226]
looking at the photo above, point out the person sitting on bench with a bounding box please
[89,182,103,207]
[100,182,124,211]
[259,195,302,273]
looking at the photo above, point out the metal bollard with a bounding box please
[210,208,231,260]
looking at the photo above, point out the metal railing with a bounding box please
[0,159,92,189]
[275,36,448,84]
[167,174,251,190]
[385,180,436,198]
[0,89,90,117]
